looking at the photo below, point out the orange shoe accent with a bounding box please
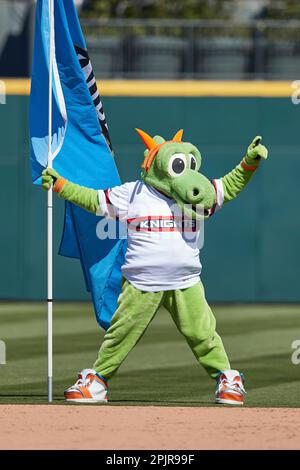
[79,386,93,399]
[218,391,243,403]
[64,389,84,400]
[216,371,245,406]
[64,370,108,403]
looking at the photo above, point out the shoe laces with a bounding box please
[75,372,93,387]
[217,375,246,395]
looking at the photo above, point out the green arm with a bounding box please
[58,181,100,214]
[42,168,101,215]
[222,161,257,203]
[221,136,268,204]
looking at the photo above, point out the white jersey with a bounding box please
[98,180,224,292]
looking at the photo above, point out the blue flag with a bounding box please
[30,0,126,330]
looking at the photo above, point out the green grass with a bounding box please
[0,302,299,407]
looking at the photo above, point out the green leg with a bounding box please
[163,281,230,378]
[94,279,164,379]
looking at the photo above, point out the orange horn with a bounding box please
[172,129,184,142]
[135,128,157,150]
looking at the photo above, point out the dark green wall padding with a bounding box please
[0,95,299,302]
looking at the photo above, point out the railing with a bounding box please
[80,18,300,80]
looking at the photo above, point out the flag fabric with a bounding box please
[30,0,126,330]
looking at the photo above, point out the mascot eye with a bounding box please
[189,154,197,170]
[172,158,185,173]
[168,153,186,177]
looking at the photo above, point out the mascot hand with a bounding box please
[246,136,268,162]
[42,168,60,191]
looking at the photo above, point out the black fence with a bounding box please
[0,0,35,77]
[81,19,300,80]
[2,12,300,80]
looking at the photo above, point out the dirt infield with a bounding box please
[1,405,300,450]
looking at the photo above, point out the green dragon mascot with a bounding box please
[42,130,268,405]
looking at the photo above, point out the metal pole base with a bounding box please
[48,376,53,403]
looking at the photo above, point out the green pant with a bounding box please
[94,279,230,379]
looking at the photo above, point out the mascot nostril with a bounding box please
[189,187,202,202]
[186,187,202,203]
[44,128,268,406]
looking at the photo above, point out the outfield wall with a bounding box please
[0,80,299,302]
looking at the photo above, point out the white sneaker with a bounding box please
[215,370,246,406]
[64,369,108,403]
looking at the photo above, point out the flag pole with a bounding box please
[47,0,54,403]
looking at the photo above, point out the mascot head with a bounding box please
[136,128,216,219]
